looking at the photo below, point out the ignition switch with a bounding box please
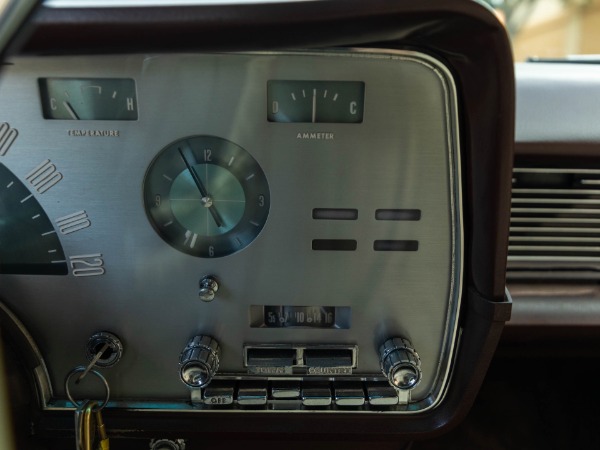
[85,331,124,368]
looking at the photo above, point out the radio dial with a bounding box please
[179,336,220,388]
[379,337,422,390]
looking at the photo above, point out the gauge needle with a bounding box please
[177,147,224,228]
[63,101,80,120]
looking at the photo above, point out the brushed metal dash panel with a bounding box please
[0,49,462,414]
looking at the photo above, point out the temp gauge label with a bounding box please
[39,78,137,120]
[267,80,364,123]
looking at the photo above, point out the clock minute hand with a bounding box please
[178,147,224,228]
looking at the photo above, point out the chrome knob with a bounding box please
[198,276,219,302]
[179,335,220,388]
[379,337,422,390]
[149,439,185,450]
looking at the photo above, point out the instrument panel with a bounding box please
[0,50,462,413]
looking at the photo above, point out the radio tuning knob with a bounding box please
[179,335,220,389]
[379,337,422,390]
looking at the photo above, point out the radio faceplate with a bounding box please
[0,50,462,413]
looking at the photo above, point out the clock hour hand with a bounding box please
[178,147,224,228]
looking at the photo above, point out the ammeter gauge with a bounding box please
[267,80,364,123]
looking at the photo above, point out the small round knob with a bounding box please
[198,276,219,302]
[379,337,422,390]
[179,335,220,388]
[149,439,185,450]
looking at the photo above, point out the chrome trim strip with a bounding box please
[507,269,600,278]
[508,255,600,262]
[510,226,600,233]
[509,245,600,252]
[514,168,600,174]
[512,199,600,205]
[513,189,600,195]
[510,236,600,243]
[512,208,600,214]
[511,217,600,223]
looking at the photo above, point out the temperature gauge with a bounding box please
[39,78,137,120]
[267,80,364,123]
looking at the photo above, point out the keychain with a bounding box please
[65,352,111,450]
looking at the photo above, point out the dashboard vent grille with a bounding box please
[509,168,600,277]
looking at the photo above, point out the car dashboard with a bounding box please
[0,49,462,411]
[0,1,516,449]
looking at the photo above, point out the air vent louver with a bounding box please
[509,168,600,277]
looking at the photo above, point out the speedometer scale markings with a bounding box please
[0,163,68,275]
[144,136,270,258]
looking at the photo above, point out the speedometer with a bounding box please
[0,163,67,275]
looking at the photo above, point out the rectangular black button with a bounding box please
[375,209,421,221]
[373,240,419,251]
[312,239,357,251]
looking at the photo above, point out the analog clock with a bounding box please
[143,136,270,258]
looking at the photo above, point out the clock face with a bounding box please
[143,136,270,258]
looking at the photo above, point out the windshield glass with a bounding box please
[483,0,600,61]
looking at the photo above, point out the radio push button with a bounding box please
[301,384,332,406]
[202,381,234,406]
[379,337,422,390]
[333,383,365,406]
[237,381,268,405]
[270,380,301,399]
[366,383,399,406]
[179,335,220,389]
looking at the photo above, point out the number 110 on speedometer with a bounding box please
[267,80,364,123]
